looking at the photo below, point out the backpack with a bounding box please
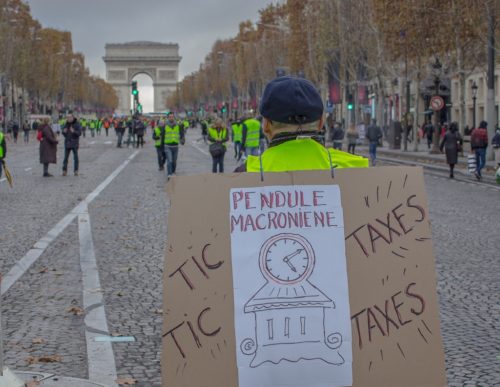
[36,129,43,141]
[471,128,488,148]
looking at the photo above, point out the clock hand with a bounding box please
[283,248,304,262]
[283,258,297,272]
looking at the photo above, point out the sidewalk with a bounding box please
[372,140,498,170]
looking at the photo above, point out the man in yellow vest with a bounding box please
[241,115,262,157]
[236,76,368,173]
[164,112,185,178]
[0,130,6,179]
[153,119,166,171]
[231,118,243,161]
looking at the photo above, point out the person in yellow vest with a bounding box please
[0,130,6,179]
[164,112,185,178]
[208,118,229,173]
[183,119,190,132]
[231,118,243,161]
[236,76,368,173]
[241,115,262,156]
[153,119,166,171]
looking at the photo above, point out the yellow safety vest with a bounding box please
[154,126,164,147]
[164,124,180,145]
[244,119,260,148]
[0,132,4,159]
[232,123,243,142]
[246,138,368,172]
[209,127,227,148]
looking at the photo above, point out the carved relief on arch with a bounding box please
[128,68,157,83]
[108,70,126,81]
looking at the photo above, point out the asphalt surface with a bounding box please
[0,130,498,386]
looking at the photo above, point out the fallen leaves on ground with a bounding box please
[25,380,41,387]
[116,377,137,385]
[32,338,46,344]
[154,309,163,314]
[26,355,62,364]
[38,267,48,274]
[67,306,84,315]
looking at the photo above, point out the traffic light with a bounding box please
[347,93,354,110]
[131,81,138,96]
[137,104,143,113]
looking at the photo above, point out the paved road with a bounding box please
[0,130,498,386]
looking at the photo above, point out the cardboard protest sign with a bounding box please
[162,167,446,387]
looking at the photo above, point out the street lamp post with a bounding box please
[430,58,442,154]
[471,81,478,130]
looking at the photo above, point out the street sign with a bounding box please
[429,96,444,111]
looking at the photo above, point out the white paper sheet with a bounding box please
[229,185,353,387]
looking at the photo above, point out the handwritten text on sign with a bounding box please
[230,185,353,387]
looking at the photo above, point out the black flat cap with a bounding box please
[259,76,323,124]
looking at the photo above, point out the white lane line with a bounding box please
[1,150,140,296]
[24,167,32,172]
[0,178,5,183]
[79,203,118,386]
[90,141,96,145]
[104,141,113,145]
[191,140,209,156]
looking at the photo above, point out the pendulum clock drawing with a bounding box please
[240,233,345,367]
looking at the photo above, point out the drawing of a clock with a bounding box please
[259,233,315,285]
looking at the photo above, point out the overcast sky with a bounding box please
[26,0,274,112]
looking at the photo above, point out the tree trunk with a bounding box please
[412,57,422,151]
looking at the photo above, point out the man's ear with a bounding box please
[317,116,324,131]
[263,118,272,135]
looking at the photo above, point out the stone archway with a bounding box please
[103,41,181,115]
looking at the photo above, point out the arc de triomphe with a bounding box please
[103,41,181,115]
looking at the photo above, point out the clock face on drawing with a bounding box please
[259,233,315,284]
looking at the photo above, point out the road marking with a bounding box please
[24,167,32,172]
[1,150,140,296]
[104,141,113,145]
[0,178,5,183]
[191,140,209,156]
[78,203,118,386]
[89,141,96,145]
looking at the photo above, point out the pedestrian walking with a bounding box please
[201,118,209,144]
[81,118,87,138]
[346,124,359,154]
[235,76,368,173]
[439,122,463,178]
[470,120,489,180]
[164,112,185,178]
[491,126,500,167]
[39,118,58,177]
[0,129,6,179]
[208,118,229,173]
[153,120,166,170]
[366,119,383,166]
[96,119,102,136]
[231,119,243,160]
[89,119,96,138]
[61,113,82,176]
[424,120,434,149]
[115,119,125,148]
[12,121,19,144]
[104,119,110,136]
[126,118,135,148]
[332,122,345,150]
[23,120,30,144]
[242,116,261,156]
[134,115,145,148]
